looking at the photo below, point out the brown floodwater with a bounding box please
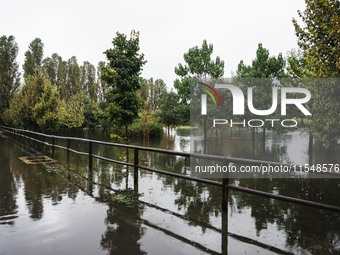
[0,128,340,254]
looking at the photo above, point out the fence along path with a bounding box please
[1,125,340,213]
[0,126,340,255]
[2,125,340,254]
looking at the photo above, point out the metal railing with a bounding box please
[3,125,340,254]
[1,125,340,213]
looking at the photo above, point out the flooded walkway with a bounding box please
[1,130,340,254]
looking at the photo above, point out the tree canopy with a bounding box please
[292,0,340,148]
[101,30,146,139]
[237,43,286,78]
[174,40,224,104]
[3,71,69,131]
[175,39,224,81]
[23,38,44,79]
[293,0,340,77]
[0,35,20,123]
[158,91,180,132]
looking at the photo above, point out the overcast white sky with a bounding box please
[2,0,306,88]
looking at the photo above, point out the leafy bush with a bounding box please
[129,119,163,138]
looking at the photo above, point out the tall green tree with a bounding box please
[139,78,167,110]
[159,91,180,133]
[32,79,66,131]
[97,61,110,102]
[42,53,67,92]
[62,92,85,128]
[65,56,81,100]
[80,61,98,101]
[0,35,20,123]
[292,0,340,148]
[175,39,224,81]
[286,49,308,78]
[236,43,287,136]
[3,70,84,131]
[293,0,340,77]
[102,30,146,140]
[237,43,286,78]
[23,38,44,79]
[3,71,61,130]
[174,40,224,104]
[150,79,166,110]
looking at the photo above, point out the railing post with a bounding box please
[42,135,45,153]
[88,141,94,195]
[222,177,229,211]
[88,141,93,170]
[66,138,70,161]
[134,148,139,193]
[64,138,70,180]
[222,160,229,255]
[222,160,230,211]
[52,136,55,155]
[34,133,37,149]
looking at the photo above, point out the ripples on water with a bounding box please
[0,129,339,255]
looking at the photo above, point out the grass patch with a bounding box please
[110,189,141,207]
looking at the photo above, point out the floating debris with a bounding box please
[19,155,58,165]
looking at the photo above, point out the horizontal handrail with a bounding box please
[2,125,340,213]
[2,125,335,168]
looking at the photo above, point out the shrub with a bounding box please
[129,120,163,138]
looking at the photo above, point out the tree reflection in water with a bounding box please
[101,203,146,255]
[234,178,340,254]
[1,128,340,254]
[0,137,18,225]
